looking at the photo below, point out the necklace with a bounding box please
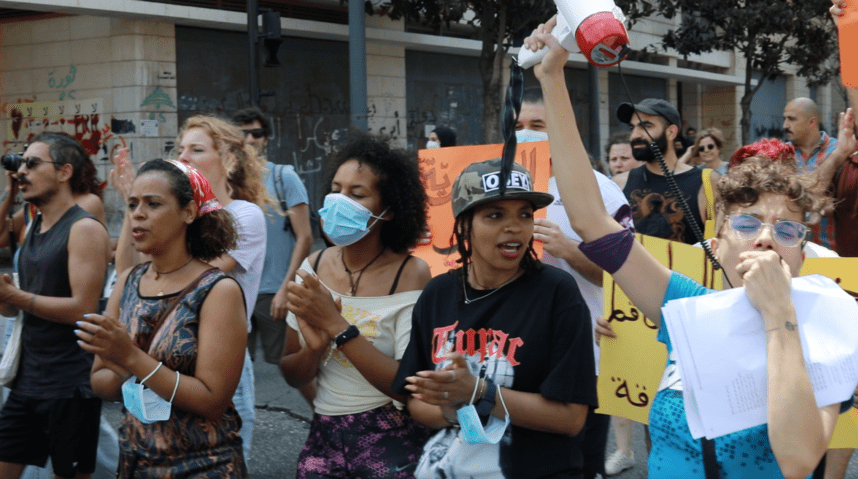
[462,266,522,305]
[152,257,194,296]
[341,246,386,296]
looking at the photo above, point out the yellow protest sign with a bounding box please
[596,235,723,423]
[800,258,858,449]
[597,242,856,451]
[413,142,552,277]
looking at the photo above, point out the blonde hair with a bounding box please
[176,115,271,208]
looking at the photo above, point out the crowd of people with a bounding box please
[0,1,856,478]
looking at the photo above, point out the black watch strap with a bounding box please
[474,379,497,422]
[334,325,360,349]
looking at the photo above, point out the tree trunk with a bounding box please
[478,2,506,145]
[739,35,766,145]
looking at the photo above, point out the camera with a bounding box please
[0,154,24,172]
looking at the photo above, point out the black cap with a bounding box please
[617,99,680,127]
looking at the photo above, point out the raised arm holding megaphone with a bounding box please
[518,0,631,68]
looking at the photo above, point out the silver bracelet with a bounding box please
[168,370,180,403]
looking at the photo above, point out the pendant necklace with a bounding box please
[152,257,194,296]
[462,266,522,305]
[341,246,386,296]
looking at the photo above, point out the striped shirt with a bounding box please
[789,131,839,250]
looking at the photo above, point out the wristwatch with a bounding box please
[474,378,497,424]
[334,325,360,350]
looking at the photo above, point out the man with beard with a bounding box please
[0,133,110,479]
[783,97,839,250]
[611,99,718,244]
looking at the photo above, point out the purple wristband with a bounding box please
[578,227,635,274]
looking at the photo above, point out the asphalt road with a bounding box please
[99,356,858,479]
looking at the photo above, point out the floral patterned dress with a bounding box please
[117,263,247,478]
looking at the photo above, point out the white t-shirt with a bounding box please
[286,257,419,416]
[542,174,630,376]
[225,200,267,331]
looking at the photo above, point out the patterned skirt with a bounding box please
[297,402,433,479]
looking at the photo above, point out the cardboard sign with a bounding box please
[413,142,552,277]
[597,244,858,451]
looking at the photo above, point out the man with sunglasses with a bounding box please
[611,99,719,245]
[0,133,110,479]
[230,108,313,379]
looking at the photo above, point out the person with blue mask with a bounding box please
[279,133,433,478]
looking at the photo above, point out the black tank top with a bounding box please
[16,205,102,398]
[623,165,704,245]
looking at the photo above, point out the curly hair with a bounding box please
[29,132,102,198]
[137,159,238,261]
[175,116,271,208]
[324,132,427,253]
[716,155,832,226]
[729,138,796,168]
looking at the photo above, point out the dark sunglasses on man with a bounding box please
[242,128,266,139]
[698,143,717,153]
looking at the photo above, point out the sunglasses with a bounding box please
[698,143,717,152]
[242,128,266,139]
[23,157,63,170]
[727,214,807,248]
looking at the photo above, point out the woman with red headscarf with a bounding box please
[77,160,248,477]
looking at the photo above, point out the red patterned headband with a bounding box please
[166,160,222,217]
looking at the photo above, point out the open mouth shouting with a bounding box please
[499,242,523,259]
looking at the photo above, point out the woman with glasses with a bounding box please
[526,18,853,478]
[689,128,727,175]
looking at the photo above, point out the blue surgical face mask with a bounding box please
[318,193,389,246]
[122,376,172,424]
[426,140,441,149]
[457,404,510,444]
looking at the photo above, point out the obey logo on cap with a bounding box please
[481,171,531,193]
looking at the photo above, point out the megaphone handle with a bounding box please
[517,45,550,69]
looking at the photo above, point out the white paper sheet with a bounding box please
[662,275,858,439]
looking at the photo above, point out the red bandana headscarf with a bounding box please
[166,160,222,217]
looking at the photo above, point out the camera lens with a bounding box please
[0,154,24,172]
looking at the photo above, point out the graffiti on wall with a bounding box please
[3,98,126,160]
[141,88,177,124]
[47,66,77,100]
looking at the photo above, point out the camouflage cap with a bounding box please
[451,158,554,218]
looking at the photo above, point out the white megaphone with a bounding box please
[518,0,630,69]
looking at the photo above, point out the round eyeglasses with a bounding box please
[727,214,807,248]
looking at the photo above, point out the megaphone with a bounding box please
[518,0,630,69]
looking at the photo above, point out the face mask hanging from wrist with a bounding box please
[457,380,510,444]
[121,363,180,424]
[318,193,389,246]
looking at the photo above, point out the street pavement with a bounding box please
[102,356,858,479]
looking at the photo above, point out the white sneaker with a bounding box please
[604,449,635,476]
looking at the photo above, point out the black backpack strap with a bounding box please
[388,255,413,295]
[701,438,722,479]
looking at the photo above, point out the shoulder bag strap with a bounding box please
[273,164,288,212]
[143,267,219,352]
[702,168,716,238]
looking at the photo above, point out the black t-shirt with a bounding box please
[16,205,102,398]
[393,264,598,479]
[623,165,704,245]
